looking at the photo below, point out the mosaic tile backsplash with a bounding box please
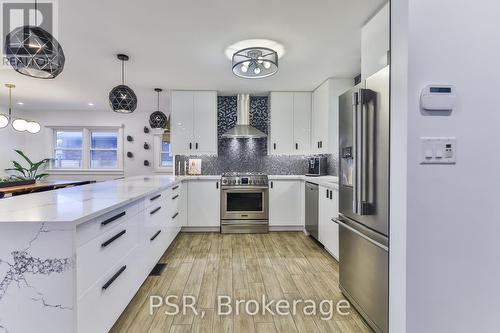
[175,96,337,176]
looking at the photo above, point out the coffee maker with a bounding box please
[307,157,327,176]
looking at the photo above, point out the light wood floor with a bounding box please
[110,232,371,333]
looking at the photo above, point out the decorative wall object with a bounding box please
[126,135,133,142]
[4,0,65,79]
[143,126,150,134]
[143,160,150,166]
[143,142,149,150]
[109,54,137,113]
[127,152,133,158]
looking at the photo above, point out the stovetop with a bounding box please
[221,172,268,186]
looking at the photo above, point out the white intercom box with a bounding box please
[420,85,456,111]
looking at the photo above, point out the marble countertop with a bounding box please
[268,175,339,189]
[0,174,337,224]
[0,175,182,224]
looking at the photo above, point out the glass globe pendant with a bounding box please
[109,54,137,113]
[2,83,41,133]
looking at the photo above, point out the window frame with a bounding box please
[53,129,84,169]
[48,126,124,173]
[153,134,173,174]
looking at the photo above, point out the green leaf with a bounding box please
[14,150,34,167]
[34,173,49,180]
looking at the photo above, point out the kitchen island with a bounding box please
[0,175,189,333]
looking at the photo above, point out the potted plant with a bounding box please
[1,150,50,188]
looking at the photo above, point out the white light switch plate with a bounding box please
[420,137,457,164]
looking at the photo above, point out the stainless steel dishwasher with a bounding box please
[305,182,319,240]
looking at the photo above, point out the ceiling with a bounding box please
[0,0,386,113]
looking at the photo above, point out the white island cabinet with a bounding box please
[0,175,185,333]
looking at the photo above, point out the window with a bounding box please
[154,135,173,172]
[54,130,83,168]
[51,127,123,171]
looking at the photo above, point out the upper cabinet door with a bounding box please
[193,91,217,154]
[269,92,294,154]
[312,82,329,154]
[292,92,312,154]
[171,91,194,155]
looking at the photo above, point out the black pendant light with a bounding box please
[149,88,169,129]
[4,0,65,79]
[109,54,137,113]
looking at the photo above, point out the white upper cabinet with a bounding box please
[171,90,217,155]
[311,79,353,155]
[293,92,312,154]
[361,3,389,80]
[269,92,294,154]
[269,92,312,155]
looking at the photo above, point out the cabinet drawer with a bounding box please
[143,226,171,271]
[78,249,141,333]
[144,189,168,210]
[76,202,140,247]
[77,217,139,297]
[144,201,168,226]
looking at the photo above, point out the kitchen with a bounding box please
[0,0,389,332]
[0,0,495,333]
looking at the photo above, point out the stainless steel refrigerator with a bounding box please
[338,66,389,333]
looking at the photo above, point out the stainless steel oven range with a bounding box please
[220,172,269,233]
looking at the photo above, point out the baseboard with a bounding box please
[268,226,305,232]
[181,226,220,232]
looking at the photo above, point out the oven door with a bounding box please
[221,187,268,220]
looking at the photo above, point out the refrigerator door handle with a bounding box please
[336,219,388,252]
[352,91,360,214]
[358,89,376,215]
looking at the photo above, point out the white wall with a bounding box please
[21,108,169,180]
[0,107,27,178]
[362,2,389,80]
[392,1,500,332]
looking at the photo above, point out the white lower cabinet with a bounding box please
[269,179,303,226]
[76,182,184,333]
[318,185,339,260]
[187,179,220,227]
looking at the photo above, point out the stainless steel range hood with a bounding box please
[221,94,267,139]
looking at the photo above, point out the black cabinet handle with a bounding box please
[150,206,161,215]
[273,143,276,150]
[172,212,179,219]
[102,265,127,290]
[329,190,333,200]
[320,141,323,148]
[326,189,329,198]
[101,211,126,226]
[189,142,192,149]
[216,182,219,189]
[101,230,126,248]
[172,185,179,191]
[296,143,298,150]
[270,181,273,189]
[150,194,161,201]
[195,142,198,149]
[317,141,320,149]
[150,230,161,241]
[172,195,179,200]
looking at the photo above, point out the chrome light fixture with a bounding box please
[109,54,137,113]
[4,0,65,79]
[2,84,41,133]
[232,47,278,79]
[149,88,169,129]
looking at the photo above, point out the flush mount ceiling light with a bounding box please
[1,84,41,133]
[4,0,65,79]
[232,47,279,79]
[149,88,169,130]
[109,54,137,113]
